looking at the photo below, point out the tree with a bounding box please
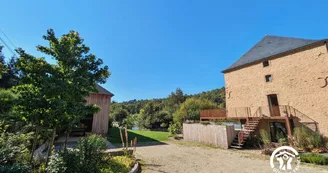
[165,88,186,114]
[111,107,129,126]
[14,29,110,163]
[173,98,217,124]
[0,46,7,79]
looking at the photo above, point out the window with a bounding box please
[265,75,272,82]
[263,60,269,67]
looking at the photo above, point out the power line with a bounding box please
[0,36,16,57]
[0,29,17,57]
[0,29,17,50]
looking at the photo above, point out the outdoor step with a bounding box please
[242,129,255,132]
[230,145,243,149]
[232,142,244,146]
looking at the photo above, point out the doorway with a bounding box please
[267,94,280,117]
[269,122,287,142]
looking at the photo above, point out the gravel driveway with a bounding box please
[136,141,328,173]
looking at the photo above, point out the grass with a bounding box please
[108,127,169,147]
[300,153,328,165]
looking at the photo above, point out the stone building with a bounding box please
[202,35,328,148]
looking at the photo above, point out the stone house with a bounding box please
[202,35,328,148]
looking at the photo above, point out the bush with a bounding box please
[168,123,181,135]
[0,131,32,165]
[300,153,328,165]
[47,134,108,173]
[0,163,31,173]
[260,129,271,147]
[101,156,135,173]
[77,134,108,173]
[294,126,324,150]
[244,135,262,149]
[47,154,67,173]
[276,131,288,146]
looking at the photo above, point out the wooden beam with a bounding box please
[284,117,292,138]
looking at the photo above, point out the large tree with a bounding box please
[173,98,217,124]
[14,29,110,162]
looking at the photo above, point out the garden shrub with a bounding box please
[101,156,135,173]
[47,134,108,173]
[0,163,31,173]
[244,135,262,149]
[0,131,32,165]
[260,129,271,147]
[294,126,324,150]
[77,134,108,173]
[300,153,328,165]
[276,131,288,146]
[168,123,181,135]
[47,154,67,173]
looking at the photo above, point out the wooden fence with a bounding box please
[200,109,226,120]
[183,123,236,149]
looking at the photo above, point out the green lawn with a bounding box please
[108,127,169,146]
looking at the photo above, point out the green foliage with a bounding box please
[122,114,137,129]
[111,105,129,126]
[276,131,288,146]
[47,134,108,173]
[0,46,7,79]
[77,135,108,173]
[300,153,328,165]
[47,154,67,173]
[0,163,31,173]
[173,98,217,124]
[14,29,109,131]
[0,46,19,88]
[137,101,166,129]
[260,129,271,147]
[112,87,225,131]
[101,156,135,173]
[0,131,32,165]
[168,123,182,135]
[0,89,17,115]
[294,126,324,150]
[244,135,262,149]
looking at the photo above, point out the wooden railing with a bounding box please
[200,109,226,120]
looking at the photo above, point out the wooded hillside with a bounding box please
[110,87,225,131]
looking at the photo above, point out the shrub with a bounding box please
[47,134,108,173]
[294,126,324,150]
[47,154,67,173]
[77,134,108,173]
[101,156,135,173]
[260,129,271,147]
[300,153,328,165]
[168,123,181,135]
[244,135,262,149]
[0,131,32,165]
[0,163,31,173]
[276,131,288,146]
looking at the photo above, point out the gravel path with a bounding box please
[136,141,328,173]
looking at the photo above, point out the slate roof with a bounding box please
[96,84,114,96]
[222,35,325,73]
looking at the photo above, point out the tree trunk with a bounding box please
[64,131,69,149]
[46,127,56,167]
[30,126,39,164]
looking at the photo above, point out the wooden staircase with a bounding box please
[230,119,260,149]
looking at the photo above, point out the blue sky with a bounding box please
[1,0,328,102]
